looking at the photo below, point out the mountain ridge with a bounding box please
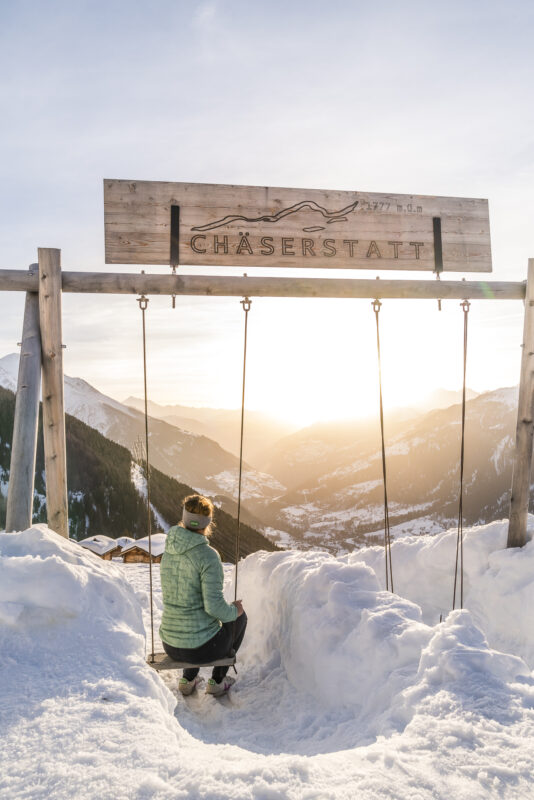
[0,354,287,523]
[264,385,520,552]
[0,385,278,561]
[0,353,523,556]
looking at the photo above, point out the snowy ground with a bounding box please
[1,522,534,798]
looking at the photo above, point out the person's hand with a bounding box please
[233,599,244,616]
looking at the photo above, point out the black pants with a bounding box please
[162,612,247,682]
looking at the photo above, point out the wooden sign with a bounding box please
[104,179,492,272]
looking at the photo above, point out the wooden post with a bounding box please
[5,269,42,532]
[38,248,68,538]
[507,259,534,547]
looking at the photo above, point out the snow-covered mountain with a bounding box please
[123,395,297,469]
[0,354,286,513]
[0,380,278,554]
[2,352,523,555]
[261,387,520,552]
[0,353,18,392]
[416,386,479,412]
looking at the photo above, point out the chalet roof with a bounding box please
[116,536,135,549]
[78,536,120,556]
[121,533,167,558]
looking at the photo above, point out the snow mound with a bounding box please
[238,551,431,718]
[0,525,181,799]
[0,526,170,703]
[350,518,534,667]
[196,547,530,756]
[2,522,534,798]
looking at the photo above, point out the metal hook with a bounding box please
[241,297,252,313]
[436,272,442,311]
[372,299,382,314]
[137,295,149,311]
[460,299,471,313]
[170,264,177,309]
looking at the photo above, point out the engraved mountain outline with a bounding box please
[191,199,360,233]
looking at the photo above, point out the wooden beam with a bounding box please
[0,270,39,291]
[507,259,534,547]
[0,269,526,300]
[38,249,69,538]
[6,276,42,532]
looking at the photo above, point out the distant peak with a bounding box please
[0,352,20,371]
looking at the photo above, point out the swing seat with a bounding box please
[147,651,236,672]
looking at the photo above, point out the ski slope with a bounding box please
[1,522,534,798]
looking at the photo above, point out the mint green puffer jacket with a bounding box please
[159,525,238,649]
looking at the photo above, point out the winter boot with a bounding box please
[178,676,200,696]
[206,676,235,696]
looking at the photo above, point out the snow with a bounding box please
[0,352,19,392]
[491,435,513,474]
[78,535,119,556]
[208,468,286,501]
[1,522,534,798]
[285,500,432,534]
[483,386,519,411]
[0,354,139,436]
[350,518,534,667]
[385,516,447,538]
[0,467,8,497]
[116,535,135,549]
[261,526,298,549]
[280,501,322,521]
[64,375,138,433]
[121,532,168,558]
[341,478,382,498]
[319,456,374,482]
[131,461,170,532]
[386,438,419,456]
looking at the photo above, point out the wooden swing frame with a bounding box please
[2,256,533,554]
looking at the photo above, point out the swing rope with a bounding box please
[372,300,394,593]
[234,297,252,603]
[138,295,251,669]
[137,294,155,663]
[452,300,470,611]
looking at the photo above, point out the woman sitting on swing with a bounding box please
[159,494,247,696]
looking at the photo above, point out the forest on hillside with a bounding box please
[0,387,277,560]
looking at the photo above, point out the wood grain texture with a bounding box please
[38,249,69,539]
[6,286,42,532]
[57,273,523,300]
[104,179,492,272]
[0,270,523,299]
[0,269,41,291]
[507,259,534,547]
[148,653,236,671]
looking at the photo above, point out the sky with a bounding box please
[1,0,534,425]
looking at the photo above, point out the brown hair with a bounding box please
[182,494,214,536]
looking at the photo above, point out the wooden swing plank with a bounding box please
[147,652,236,671]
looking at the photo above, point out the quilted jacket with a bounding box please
[159,524,238,649]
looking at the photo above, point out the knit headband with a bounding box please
[182,509,212,531]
